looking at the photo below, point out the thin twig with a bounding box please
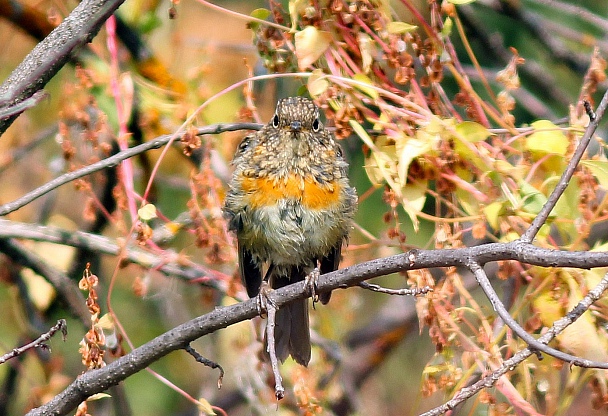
[0,319,67,365]
[265,302,285,400]
[0,91,48,120]
[358,281,432,296]
[520,87,608,243]
[0,123,262,216]
[184,345,224,389]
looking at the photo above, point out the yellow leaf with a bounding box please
[288,0,308,32]
[357,33,374,73]
[22,269,56,311]
[447,0,476,4]
[525,120,569,156]
[138,203,157,221]
[352,73,379,99]
[397,137,430,185]
[482,201,504,231]
[307,69,329,97]
[401,180,426,232]
[294,26,332,69]
[455,121,492,142]
[387,21,418,34]
[87,393,112,401]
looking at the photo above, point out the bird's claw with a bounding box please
[305,267,321,307]
[256,281,276,316]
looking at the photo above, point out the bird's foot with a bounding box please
[256,281,276,317]
[305,266,321,306]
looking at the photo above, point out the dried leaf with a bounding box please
[295,26,332,69]
[138,203,157,221]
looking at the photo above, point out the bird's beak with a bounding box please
[290,121,302,132]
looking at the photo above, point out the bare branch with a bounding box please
[0,239,90,327]
[24,240,608,415]
[0,123,262,216]
[467,261,608,367]
[0,320,67,365]
[0,0,126,133]
[0,219,225,290]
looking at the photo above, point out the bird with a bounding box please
[223,96,357,366]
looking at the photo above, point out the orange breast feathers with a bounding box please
[240,174,341,210]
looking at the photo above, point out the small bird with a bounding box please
[224,97,357,366]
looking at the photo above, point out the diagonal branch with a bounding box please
[0,0,127,134]
[521,89,608,243]
[0,123,262,216]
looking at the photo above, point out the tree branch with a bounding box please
[0,0,126,134]
[0,320,67,365]
[0,123,262,216]
[25,239,608,415]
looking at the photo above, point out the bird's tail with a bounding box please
[266,266,311,366]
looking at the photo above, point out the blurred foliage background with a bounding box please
[1,0,608,415]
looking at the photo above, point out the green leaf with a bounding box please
[581,160,608,189]
[248,8,271,31]
[294,26,332,69]
[352,73,379,99]
[387,21,418,34]
[441,17,453,37]
[138,203,157,221]
[525,120,569,156]
[519,181,547,216]
[250,8,270,20]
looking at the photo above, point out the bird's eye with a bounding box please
[272,114,280,128]
[312,118,320,132]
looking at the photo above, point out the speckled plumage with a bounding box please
[224,97,357,366]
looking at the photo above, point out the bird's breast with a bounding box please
[240,174,341,210]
